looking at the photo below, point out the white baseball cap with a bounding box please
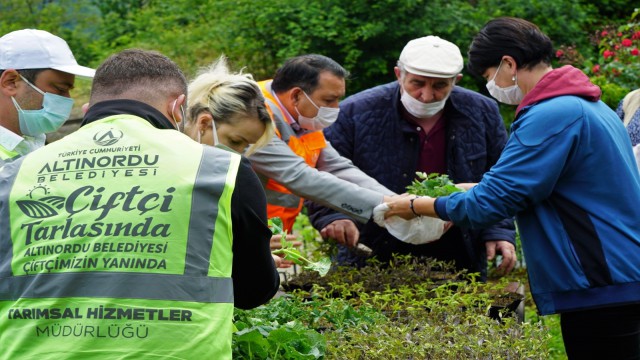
[398,36,463,78]
[0,29,95,78]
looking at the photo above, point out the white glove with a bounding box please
[373,203,446,245]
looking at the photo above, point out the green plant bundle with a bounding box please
[234,302,326,360]
[233,295,383,359]
[269,217,331,276]
[406,172,464,197]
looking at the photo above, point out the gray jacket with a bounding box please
[247,81,394,223]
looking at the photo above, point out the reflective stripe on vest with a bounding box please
[258,80,327,231]
[0,114,239,359]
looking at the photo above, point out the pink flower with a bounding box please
[555,49,564,58]
[633,31,640,40]
[622,38,633,47]
[601,30,609,37]
[615,45,620,50]
[592,64,600,73]
[603,50,615,59]
[618,32,623,37]
[632,48,639,56]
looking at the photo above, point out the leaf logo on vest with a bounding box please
[93,128,124,146]
[18,184,175,246]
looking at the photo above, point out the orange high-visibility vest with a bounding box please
[258,80,327,232]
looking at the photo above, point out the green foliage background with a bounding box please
[2,2,632,357]
[2,1,636,126]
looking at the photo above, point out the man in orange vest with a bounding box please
[248,54,394,247]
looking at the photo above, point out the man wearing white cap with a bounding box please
[0,29,95,165]
[307,36,517,279]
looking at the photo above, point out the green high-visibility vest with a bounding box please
[0,115,240,359]
[0,143,20,167]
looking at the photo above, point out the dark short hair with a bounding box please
[467,17,553,76]
[0,68,46,83]
[271,54,348,94]
[90,49,187,104]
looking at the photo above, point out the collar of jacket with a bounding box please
[81,99,176,130]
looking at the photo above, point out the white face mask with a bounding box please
[295,91,340,131]
[485,61,523,105]
[196,118,219,146]
[14,75,74,136]
[205,120,237,153]
[400,88,449,118]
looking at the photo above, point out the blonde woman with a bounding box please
[184,56,273,155]
[185,57,297,268]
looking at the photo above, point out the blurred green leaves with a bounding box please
[0,0,625,125]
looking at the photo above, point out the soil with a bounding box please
[282,256,462,293]
[281,255,525,322]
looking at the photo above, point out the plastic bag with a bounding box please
[373,203,446,245]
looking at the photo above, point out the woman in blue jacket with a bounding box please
[385,17,640,359]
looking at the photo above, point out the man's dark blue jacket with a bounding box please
[307,82,515,278]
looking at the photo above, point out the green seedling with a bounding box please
[269,217,331,277]
[406,172,464,197]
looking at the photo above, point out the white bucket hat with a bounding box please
[0,29,95,78]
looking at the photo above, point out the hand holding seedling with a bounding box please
[385,173,464,219]
[269,217,331,276]
[320,219,359,248]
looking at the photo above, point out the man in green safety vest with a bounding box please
[0,49,279,359]
[0,29,95,165]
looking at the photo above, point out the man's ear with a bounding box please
[177,93,187,109]
[288,87,304,107]
[0,69,20,96]
[169,93,187,124]
[394,66,402,81]
[455,74,463,83]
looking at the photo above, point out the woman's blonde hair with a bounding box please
[187,56,273,155]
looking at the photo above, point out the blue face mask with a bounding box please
[12,75,74,136]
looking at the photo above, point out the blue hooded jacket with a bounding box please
[437,66,640,314]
